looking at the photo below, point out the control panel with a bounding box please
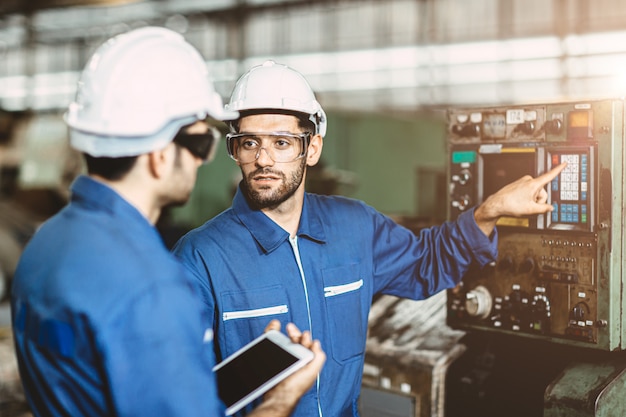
[446,99,626,351]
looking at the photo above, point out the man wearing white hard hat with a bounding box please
[173,59,565,416]
[11,30,324,417]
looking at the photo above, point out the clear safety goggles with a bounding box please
[226,131,311,164]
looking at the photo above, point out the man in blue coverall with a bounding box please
[172,60,566,416]
[11,31,324,417]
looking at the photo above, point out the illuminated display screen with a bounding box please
[549,152,589,226]
[569,111,590,127]
[567,110,593,141]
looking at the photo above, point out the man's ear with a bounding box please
[147,143,174,179]
[306,134,324,167]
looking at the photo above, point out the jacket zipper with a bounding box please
[288,236,323,417]
[324,279,364,297]
[222,305,288,321]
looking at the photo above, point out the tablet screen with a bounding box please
[215,337,300,409]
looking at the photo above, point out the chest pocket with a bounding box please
[322,265,366,363]
[220,285,291,356]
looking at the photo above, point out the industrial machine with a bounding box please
[446,98,626,351]
[445,98,626,416]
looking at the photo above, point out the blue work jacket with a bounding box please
[173,185,498,417]
[11,176,222,417]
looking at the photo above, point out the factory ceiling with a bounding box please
[0,0,143,16]
[0,0,319,17]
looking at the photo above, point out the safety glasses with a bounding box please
[173,126,221,163]
[226,131,311,164]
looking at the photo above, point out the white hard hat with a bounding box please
[65,26,238,157]
[225,60,327,137]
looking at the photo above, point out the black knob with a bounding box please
[514,121,536,135]
[519,258,535,274]
[452,124,480,137]
[458,169,471,185]
[452,170,472,186]
[572,305,585,321]
[544,119,563,135]
[509,290,523,304]
[498,255,515,272]
[531,298,548,315]
[452,195,471,211]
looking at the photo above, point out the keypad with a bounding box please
[550,153,589,225]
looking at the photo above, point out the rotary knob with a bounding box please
[452,123,480,137]
[544,119,563,135]
[498,255,515,272]
[452,195,471,211]
[464,285,493,319]
[518,257,535,274]
[452,169,472,186]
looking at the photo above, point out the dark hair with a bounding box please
[82,123,200,180]
[83,153,138,181]
[231,110,315,135]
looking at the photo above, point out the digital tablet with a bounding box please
[213,329,314,416]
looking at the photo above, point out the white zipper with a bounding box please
[324,279,363,297]
[288,236,322,417]
[222,304,288,321]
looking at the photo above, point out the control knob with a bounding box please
[514,121,536,135]
[465,285,493,319]
[544,119,563,135]
[518,257,535,274]
[451,169,472,186]
[452,124,480,137]
[530,294,551,333]
[498,255,515,272]
[452,195,471,211]
[572,306,584,320]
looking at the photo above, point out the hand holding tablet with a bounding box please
[214,328,317,416]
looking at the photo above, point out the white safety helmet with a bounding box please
[225,60,327,137]
[65,26,238,157]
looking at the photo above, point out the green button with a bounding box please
[452,151,476,164]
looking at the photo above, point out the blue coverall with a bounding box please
[173,185,498,417]
[11,176,222,417]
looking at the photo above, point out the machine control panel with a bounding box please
[446,99,625,351]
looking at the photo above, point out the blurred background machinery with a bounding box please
[5,0,626,227]
[4,1,626,416]
[360,291,466,417]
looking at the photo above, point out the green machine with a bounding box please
[444,99,626,416]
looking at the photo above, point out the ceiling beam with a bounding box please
[0,0,142,16]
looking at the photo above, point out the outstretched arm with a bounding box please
[249,321,326,417]
[474,162,567,237]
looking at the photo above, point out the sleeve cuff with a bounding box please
[457,207,498,266]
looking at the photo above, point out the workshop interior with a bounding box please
[3,1,626,416]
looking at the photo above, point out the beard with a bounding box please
[241,158,306,210]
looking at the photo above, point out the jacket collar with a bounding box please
[232,183,326,253]
[71,175,153,228]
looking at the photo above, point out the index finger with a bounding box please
[534,162,566,186]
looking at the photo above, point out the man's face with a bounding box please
[237,113,308,210]
[165,121,211,207]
